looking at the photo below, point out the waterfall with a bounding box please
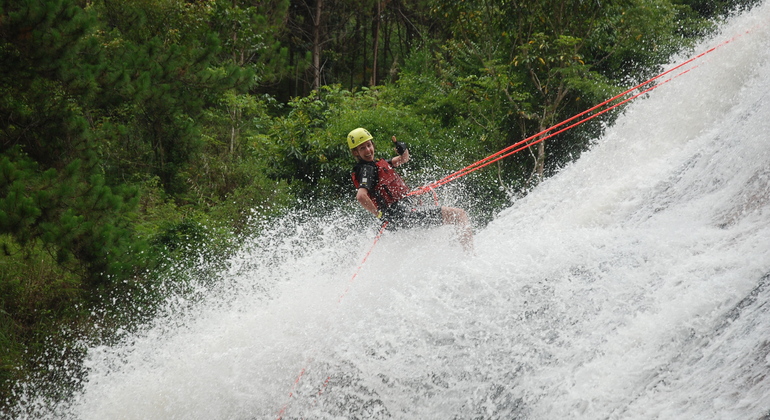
[15,2,770,419]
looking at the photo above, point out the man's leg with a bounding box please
[441,206,474,253]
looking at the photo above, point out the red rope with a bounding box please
[408,29,753,197]
[337,221,389,302]
[275,368,306,419]
[276,24,760,418]
[276,221,389,419]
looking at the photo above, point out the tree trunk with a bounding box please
[231,0,239,65]
[312,0,323,92]
[370,0,381,86]
[229,106,240,156]
[527,124,548,189]
[534,140,545,181]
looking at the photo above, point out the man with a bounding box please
[348,127,473,252]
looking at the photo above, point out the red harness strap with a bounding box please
[351,159,410,210]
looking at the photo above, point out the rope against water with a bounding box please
[276,21,763,417]
[408,25,759,197]
[276,221,389,419]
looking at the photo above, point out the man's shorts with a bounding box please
[383,198,443,230]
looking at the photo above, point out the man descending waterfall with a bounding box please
[347,127,474,252]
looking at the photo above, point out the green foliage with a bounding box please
[0,232,87,403]
[411,0,711,188]
[210,0,290,74]
[85,0,257,196]
[263,86,353,197]
[0,0,144,284]
[261,84,461,201]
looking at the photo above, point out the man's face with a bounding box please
[352,140,375,162]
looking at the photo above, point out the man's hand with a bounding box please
[392,135,408,155]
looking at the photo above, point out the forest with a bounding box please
[0,0,760,409]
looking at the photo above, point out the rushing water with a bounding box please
[13,3,770,419]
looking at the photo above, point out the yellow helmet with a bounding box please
[347,127,373,149]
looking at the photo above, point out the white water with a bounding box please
[17,4,770,419]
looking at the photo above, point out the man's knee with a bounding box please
[441,206,469,225]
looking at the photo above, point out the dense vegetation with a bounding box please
[0,0,759,410]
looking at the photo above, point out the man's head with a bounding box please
[348,128,375,162]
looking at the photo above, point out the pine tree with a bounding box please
[87,0,255,196]
[0,0,151,401]
[0,0,141,285]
